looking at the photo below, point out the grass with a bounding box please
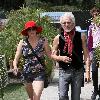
[0,83,28,100]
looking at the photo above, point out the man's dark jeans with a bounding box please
[59,68,83,100]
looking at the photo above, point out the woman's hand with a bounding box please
[13,40,23,75]
[13,66,18,75]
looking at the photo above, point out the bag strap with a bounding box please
[25,37,44,67]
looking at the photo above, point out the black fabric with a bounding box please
[92,70,98,92]
[59,31,84,70]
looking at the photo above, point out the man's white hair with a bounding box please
[60,12,75,24]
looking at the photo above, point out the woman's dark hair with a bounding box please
[90,6,100,16]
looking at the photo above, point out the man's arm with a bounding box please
[51,35,60,61]
[81,33,90,81]
[51,35,72,63]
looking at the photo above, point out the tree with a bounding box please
[0,0,25,10]
[81,0,95,10]
[0,7,57,58]
[0,7,57,76]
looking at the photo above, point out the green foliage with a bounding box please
[95,44,100,61]
[0,55,7,99]
[25,0,51,10]
[3,83,27,100]
[49,5,81,12]
[44,56,54,76]
[0,7,57,61]
[0,7,57,77]
[95,3,100,9]
[93,15,100,26]
[25,0,81,12]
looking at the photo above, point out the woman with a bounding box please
[88,7,100,100]
[13,21,51,100]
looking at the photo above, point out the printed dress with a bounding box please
[22,37,46,75]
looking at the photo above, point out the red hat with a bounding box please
[21,21,42,36]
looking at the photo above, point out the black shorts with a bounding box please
[22,71,45,83]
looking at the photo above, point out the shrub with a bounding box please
[0,7,57,76]
[0,55,7,99]
[95,45,100,61]
[49,5,81,12]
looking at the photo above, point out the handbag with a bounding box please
[25,37,49,88]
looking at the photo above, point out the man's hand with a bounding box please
[61,56,72,63]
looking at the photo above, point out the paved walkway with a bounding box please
[41,68,100,100]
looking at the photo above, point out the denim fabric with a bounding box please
[22,71,45,83]
[59,68,83,100]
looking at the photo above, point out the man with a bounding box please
[51,12,90,100]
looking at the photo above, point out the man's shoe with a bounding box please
[91,91,98,100]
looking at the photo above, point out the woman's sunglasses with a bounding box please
[26,27,37,32]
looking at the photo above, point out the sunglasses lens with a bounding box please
[27,27,37,31]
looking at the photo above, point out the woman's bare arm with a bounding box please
[13,40,23,74]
